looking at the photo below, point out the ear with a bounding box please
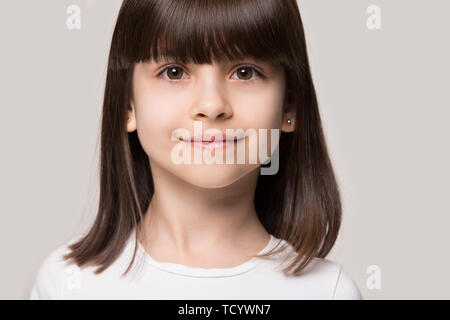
[281,85,296,132]
[281,110,296,132]
[127,100,137,133]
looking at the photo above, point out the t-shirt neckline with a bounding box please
[134,233,278,278]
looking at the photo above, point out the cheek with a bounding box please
[236,86,284,159]
[132,68,182,141]
[133,91,182,154]
[235,86,284,130]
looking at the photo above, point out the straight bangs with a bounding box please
[113,0,295,69]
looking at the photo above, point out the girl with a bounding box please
[29,0,362,299]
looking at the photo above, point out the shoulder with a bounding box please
[308,257,363,300]
[269,240,363,299]
[28,235,83,300]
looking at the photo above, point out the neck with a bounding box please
[137,159,269,256]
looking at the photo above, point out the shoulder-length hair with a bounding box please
[63,0,342,278]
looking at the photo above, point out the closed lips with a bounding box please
[179,136,242,142]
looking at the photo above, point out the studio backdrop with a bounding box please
[0,0,449,299]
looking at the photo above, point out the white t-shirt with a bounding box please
[28,230,363,299]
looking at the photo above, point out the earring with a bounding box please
[287,119,291,124]
[127,117,130,121]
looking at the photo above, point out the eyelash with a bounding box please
[157,64,265,84]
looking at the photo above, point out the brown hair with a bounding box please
[63,0,342,278]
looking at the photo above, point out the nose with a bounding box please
[188,67,233,122]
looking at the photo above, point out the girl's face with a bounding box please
[127,58,295,188]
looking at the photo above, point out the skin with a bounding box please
[127,57,296,268]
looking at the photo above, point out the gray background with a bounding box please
[1,0,449,299]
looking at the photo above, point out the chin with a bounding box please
[173,164,258,189]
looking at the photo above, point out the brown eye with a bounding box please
[166,66,184,80]
[232,66,263,82]
[158,65,186,81]
[236,67,253,80]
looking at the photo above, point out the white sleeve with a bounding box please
[332,265,363,300]
[28,249,64,300]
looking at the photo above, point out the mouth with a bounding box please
[179,136,240,143]
[179,136,244,150]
